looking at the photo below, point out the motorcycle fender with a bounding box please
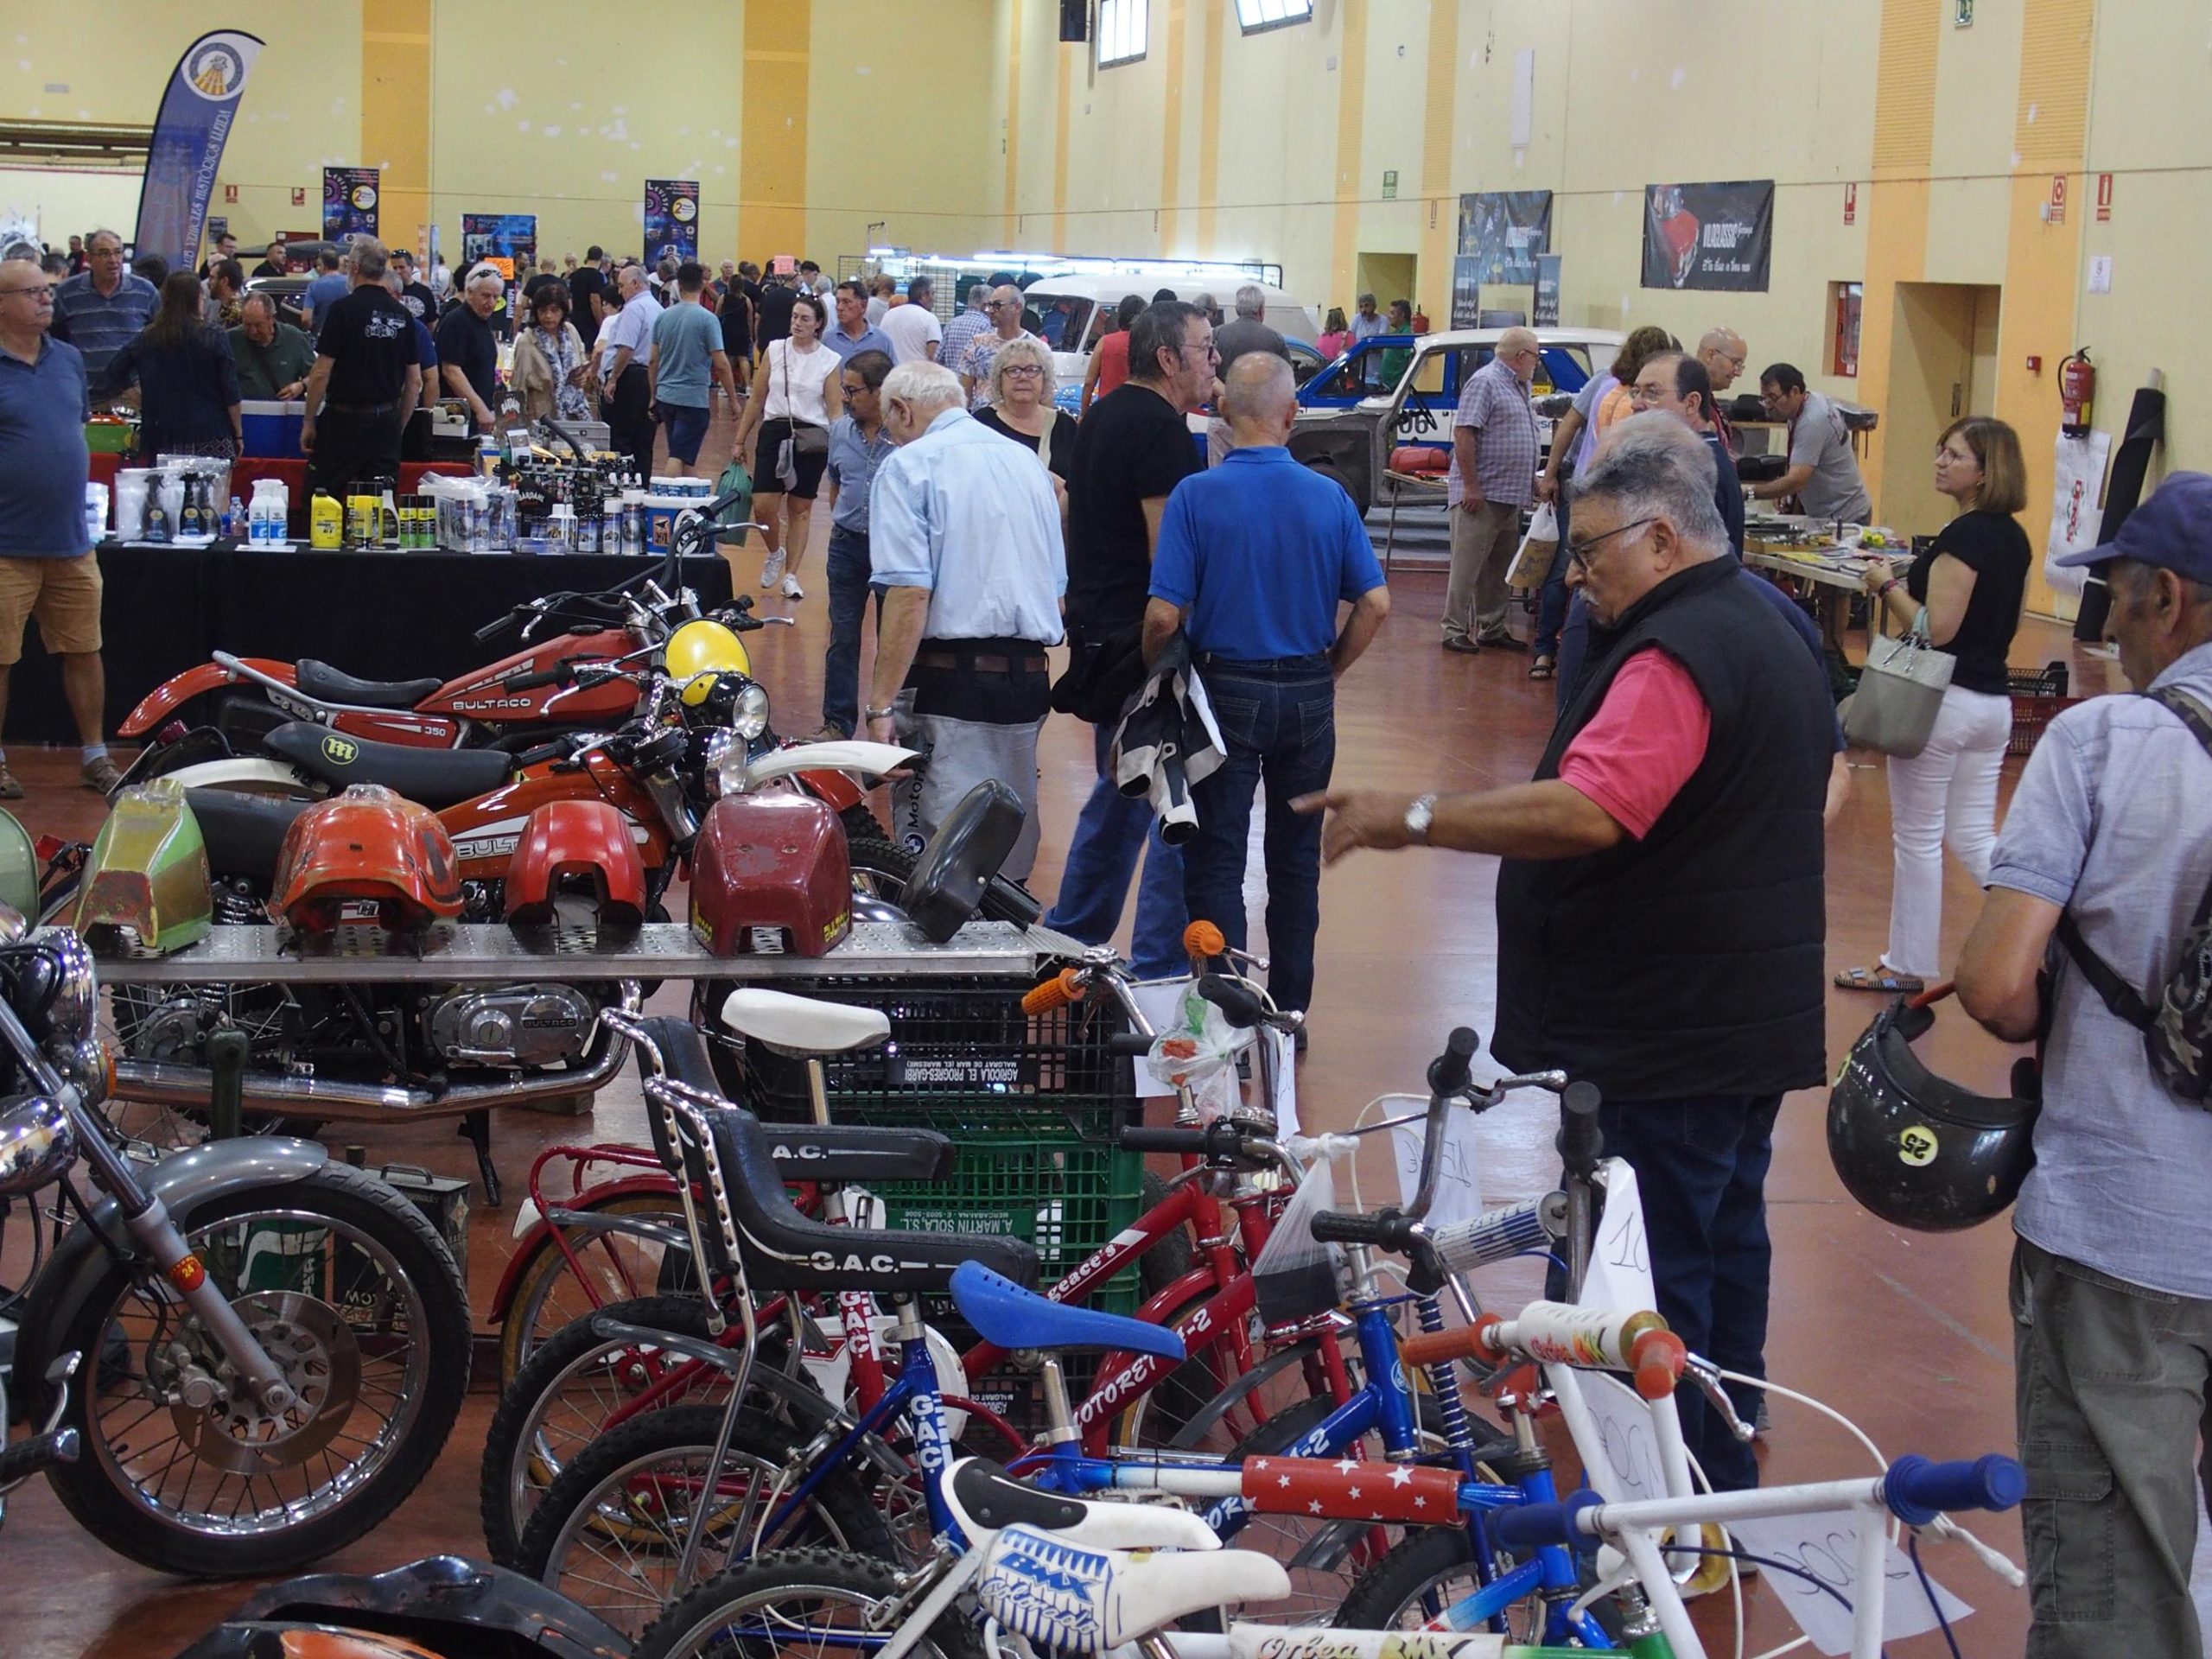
[503,799,647,925]
[151,758,315,795]
[738,741,918,794]
[486,1173,679,1322]
[118,658,298,739]
[14,1137,330,1402]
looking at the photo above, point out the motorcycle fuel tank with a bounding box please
[501,799,647,926]
[690,791,850,957]
[272,785,466,936]
[67,778,213,953]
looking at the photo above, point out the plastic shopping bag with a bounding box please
[1141,979,1248,1122]
[1504,500,1560,591]
[1250,1147,1345,1327]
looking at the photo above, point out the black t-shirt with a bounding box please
[251,258,288,279]
[433,304,500,407]
[1906,509,2031,696]
[392,280,435,323]
[568,266,606,346]
[1211,318,1289,372]
[977,408,1078,486]
[754,284,798,352]
[1065,382,1203,635]
[315,287,416,406]
[720,288,754,358]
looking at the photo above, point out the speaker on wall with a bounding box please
[1060,0,1088,42]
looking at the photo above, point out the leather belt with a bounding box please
[915,650,1049,674]
[322,400,398,417]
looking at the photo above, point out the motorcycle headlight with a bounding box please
[0,1093,76,1198]
[47,1036,111,1109]
[702,729,741,798]
[30,928,97,1046]
[732,682,772,742]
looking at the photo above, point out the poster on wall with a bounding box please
[135,30,264,275]
[461,213,538,280]
[642,179,700,268]
[1449,268,1481,331]
[322,166,380,242]
[1457,190,1553,284]
[1533,254,1562,327]
[1642,180,1773,291]
[2045,429,2113,599]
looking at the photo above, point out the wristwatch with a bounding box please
[1404,793,1438,846]
[865,705,898,722]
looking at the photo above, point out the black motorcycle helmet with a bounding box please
[1827,993,2039,1232]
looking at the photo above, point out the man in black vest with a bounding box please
[1297,415,1831,1495]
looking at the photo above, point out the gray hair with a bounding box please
[350,237,390,281]
[86,228,123,252]
[966,283,990,307]
[1233,284,1265,320]
[1570,412,1729,553]
[988,333,1057,405]
[882,359,963,416]
[466,263,505,290]
[240,291,278,318]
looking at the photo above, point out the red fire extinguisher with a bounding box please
[2059,347,2095,435]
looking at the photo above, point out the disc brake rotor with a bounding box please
[168,1290,363,1475]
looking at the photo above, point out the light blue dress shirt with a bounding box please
[868,406,1065,643]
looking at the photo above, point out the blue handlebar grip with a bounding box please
[1489,1489,1603,1554]
[1883,1453,2028,1526]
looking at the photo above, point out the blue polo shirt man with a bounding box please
[48,231,156,398]
[1141,353,1391,1018]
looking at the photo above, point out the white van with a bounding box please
[1014,274,1323,413]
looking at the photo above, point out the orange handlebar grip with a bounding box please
[1183,919,1226,960]
[1399,1324,1485,1369]
[1021,966,1083,1017]
[1630,1329,1689,1401]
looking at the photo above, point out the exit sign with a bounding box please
[1382,169,1398,200]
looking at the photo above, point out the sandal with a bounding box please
[1834,966,1924,995]
[1529,655,1555,681]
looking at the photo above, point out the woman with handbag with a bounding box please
[730,289,841,600]
[1837,416,2031,994]
[507,283,591,423]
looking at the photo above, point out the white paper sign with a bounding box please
[1725,1510,1975,1656]
[1265,1027,1300,1136]
[1391,1109,1485,1231]
[2045,428,2113,599]
[1577,1159,1657,1314]
[1575,1372,1674,1504]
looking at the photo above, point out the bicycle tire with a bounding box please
[497,1190,696,1386]
[634,1546,986,1659]
[1334,1508,1626,1643]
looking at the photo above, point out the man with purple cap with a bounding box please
[1956,471,2212,1659]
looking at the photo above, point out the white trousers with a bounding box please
[1880,683,2014,978]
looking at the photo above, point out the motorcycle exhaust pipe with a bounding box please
[111,982,644,1124]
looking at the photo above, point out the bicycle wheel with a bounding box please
[1336,1518,1624,1644]
[514,1403,893,1639]
[636,1547,986,1659]
[1104,1288,1268,1456]
[498,1190,696,1385]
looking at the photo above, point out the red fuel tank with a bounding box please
[503,799,648,925]
[271,785,466,935]
[689,792,850,957]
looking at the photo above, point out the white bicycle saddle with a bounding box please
[719,988,891,1054]
[944,1457,1222,1552]
[976,1523,1291,1653]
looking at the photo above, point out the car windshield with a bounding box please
[1024,294,1096,353]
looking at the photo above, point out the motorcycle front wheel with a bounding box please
[41,1160,470,1577]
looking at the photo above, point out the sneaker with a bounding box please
[1476,628,1528,652]
[0,765,20,800]
[805,722,849,743]
[759,547,788,590]
[782,572,804,601]
[1442,635,1483,655]
[80,754,122,795]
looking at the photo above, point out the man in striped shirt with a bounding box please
[48,229,156,398]
[938,283,993,388]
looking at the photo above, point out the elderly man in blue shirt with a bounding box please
[48,227,156,399]
[863,359,1066,880]
[1141,353,1390,1023]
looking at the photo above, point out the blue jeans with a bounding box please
[821,524,882,736]
[1596,1093,1781,1492]
[1041,722,1186,979]
[1534,483,1572,659]
[1182,655,1335,1013]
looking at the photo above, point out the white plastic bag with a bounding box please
[1250,1149,1344,1326]
[1505,499,1560,590]
[1140,979,1248,1122]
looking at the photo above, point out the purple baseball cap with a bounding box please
[2055,470,2212,582]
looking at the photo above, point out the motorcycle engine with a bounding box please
[424,984,597,1069]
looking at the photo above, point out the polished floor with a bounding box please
[0,466,2124,1654]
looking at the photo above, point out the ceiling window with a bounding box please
[1099,0,1149,66]
[1236,0,1312,33]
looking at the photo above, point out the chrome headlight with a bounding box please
[703,729,742,798]
[32,927,98,1045]
[0,1093,76,1197]
[48,1036,111,1108]
[733,682,771,741]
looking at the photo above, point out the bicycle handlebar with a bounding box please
[1020,966,1082,1017]
[1883,1454,2026,1525]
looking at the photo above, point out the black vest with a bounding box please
[1491,557,1831,1101]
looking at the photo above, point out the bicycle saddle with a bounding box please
[295,659,443,709]
[262,721,513,810]
[950,1261,1185,1362]
[719,988,891,1055]
[632,1015,952,1185]
[947,1459,1221,1551]
[973,1522,1289,1653]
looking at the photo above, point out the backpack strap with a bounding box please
[2056,686,2212,1030]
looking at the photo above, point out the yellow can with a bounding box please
[308,493,345,550]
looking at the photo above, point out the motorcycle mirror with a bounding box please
[0,901,26,945]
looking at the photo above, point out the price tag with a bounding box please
[1577,1159,1656,1313]
[1726,1510,1975,1656]
[1391,1108,1485,1231]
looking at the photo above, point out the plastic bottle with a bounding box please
[309,492,344,550]
[143,499,172,543]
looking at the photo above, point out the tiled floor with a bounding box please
[0,463,2124,1654]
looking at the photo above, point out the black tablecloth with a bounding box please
[7,543,734,745]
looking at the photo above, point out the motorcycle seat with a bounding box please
[263,721,514,810]
[689,1093,1039,1294]
[632,1014,953,1185]
[295,658,443,709]
[720,988,891,1055]
[186,788,315,882]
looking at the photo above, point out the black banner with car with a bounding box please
[1641,179,1773,291]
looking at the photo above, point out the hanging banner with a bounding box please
[2045,428,2113,600]
[1642,180,1774,291]
[322,166,380,242]
[643,179,700,268]
[461,213,538,280]
[134,31,264,276]
[1533,254,1562,327]
[1456,190,1553,285]
[1449,269,1481,331]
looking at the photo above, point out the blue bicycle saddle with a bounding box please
[950,1262,1187,1362]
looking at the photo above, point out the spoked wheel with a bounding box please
[42,1163,468,1576]
[513,1404,893,1639]
[498,1190,696,1385]
[634,1548,985,1659]
[1335,1522,1621,1646]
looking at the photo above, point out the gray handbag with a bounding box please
[1842,626,1955,758]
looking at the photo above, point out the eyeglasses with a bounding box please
[1565,516,1658,572]
[0,285,53,301]
[1627,382,1670,404]
[1001,364,1044,378]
